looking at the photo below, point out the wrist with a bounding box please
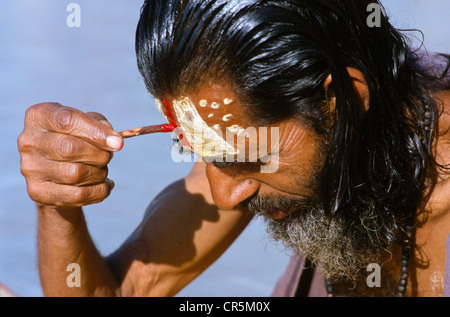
[37,204,85,230]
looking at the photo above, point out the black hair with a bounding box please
[136,0,448,248]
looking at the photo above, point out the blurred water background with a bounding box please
[0,0,449,297]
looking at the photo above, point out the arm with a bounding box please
[106,161,253,296]
[18,103,252,296]
[18,103,124,296]
[37,206,121,296]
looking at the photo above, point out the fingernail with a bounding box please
[107,136,122,150]
[106,178,115,191]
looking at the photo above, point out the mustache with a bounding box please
[245,193,317,217]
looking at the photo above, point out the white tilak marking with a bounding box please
[199,100,208,107]
[171,97,238,157]
[222,114,232,122]
[211,102,220,109]
[224,98,233,105]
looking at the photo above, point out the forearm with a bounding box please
[37,205,120,297]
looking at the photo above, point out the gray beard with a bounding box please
[244,132,404,294]
[247,194,396,284]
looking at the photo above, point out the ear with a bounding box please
[324,67,370,114]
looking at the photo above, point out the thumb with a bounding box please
[84,111,123,151]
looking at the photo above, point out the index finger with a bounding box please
[27,103,124,152]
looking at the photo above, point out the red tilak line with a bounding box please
[119,100,177,139]
[162,99,177,130]
[163,99,188,146]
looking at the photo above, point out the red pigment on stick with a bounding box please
[119,99,177,139]
[120,124,174,138]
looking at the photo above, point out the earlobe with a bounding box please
[323,74,336,112]
[347,67,370,113]
[323,68,370,113]
[324,74,333,91]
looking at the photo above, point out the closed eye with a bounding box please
[208,155,274,173]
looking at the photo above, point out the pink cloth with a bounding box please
[271,254,327,297]
[273,232,450,297]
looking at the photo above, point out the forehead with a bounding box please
[157,84,278,160]
[187,84,251,127]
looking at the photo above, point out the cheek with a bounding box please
[259,138,325,195]
[268,166,316,194]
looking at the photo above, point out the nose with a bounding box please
[205,164,260,210]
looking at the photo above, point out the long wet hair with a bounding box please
[136,0,448,247]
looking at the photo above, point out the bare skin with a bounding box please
[410,88,450,296]
[18,103,256,296]
[18,74,450,297]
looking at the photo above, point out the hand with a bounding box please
[17,103,123,208]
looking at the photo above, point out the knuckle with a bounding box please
[93,183,110,204]
[69,182,111,206]
[70,186,88,205]
[53,107,76,132]
[24,104,41,121]
[65,164,83,184]
[26,181,43,204]
[17,133,32,153]
[19,156,43,180]
[25,103,58,121]
[54,135,78,160]
[19,164,27,178]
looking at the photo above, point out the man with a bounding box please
[17,0,450,297]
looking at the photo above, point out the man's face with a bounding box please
[160,83,327,215]
[159,83,392,283]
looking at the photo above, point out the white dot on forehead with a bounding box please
[211,102,220,110]
[222,114,232,122]
[224,98,233,105]
[208,114,214,118]
[199,100,208,107]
